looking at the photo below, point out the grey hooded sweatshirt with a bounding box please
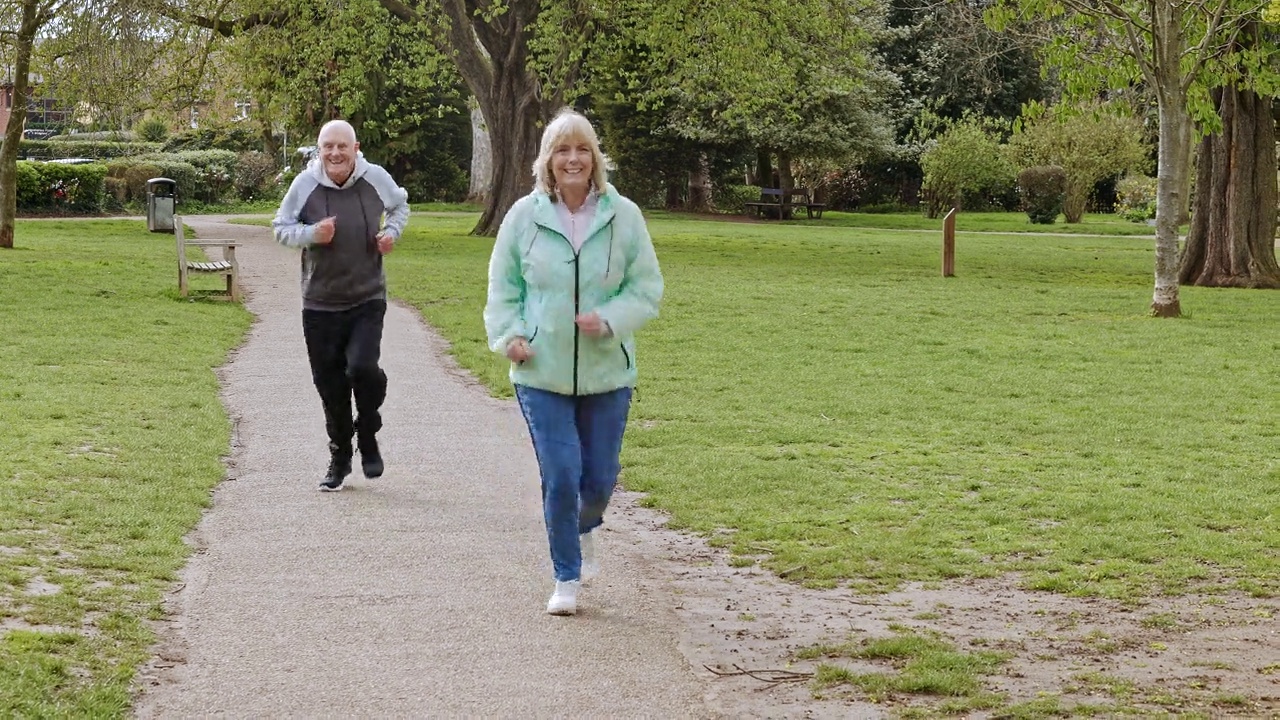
[273,154,410,311]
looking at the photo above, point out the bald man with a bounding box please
[273,120,410,491]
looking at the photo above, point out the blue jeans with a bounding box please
[515,385,633,582]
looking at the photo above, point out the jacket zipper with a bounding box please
[573,258,581,395]
[534,216,617,397]
[533,222,582,395]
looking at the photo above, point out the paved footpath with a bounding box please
[134,216,711,718]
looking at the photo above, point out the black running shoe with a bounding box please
[320,452,352,492]
[360,438,383,479]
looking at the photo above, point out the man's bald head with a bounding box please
[318,119,358,146]
[317,120,360,185]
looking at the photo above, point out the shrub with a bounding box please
[136,117,170,143]
[13,161,107,213]
[121,164,164,202]
[813,167,869,212]
[173,150,238,202]
[234,151,279,200]
[40,163,108,213]
[711,184,760,214]
[1017,166,1067,224]
[47,131,139,142]
[1007,104,1148,223]
[400,163,469,203]
[919,118,1016,218]
[163,123,261,153]
[163,149,240,169]
[132,151,237,203]
[14,162,44,209]
[1115,173,1157,223]
[104,177,128,209]
[146,161,202,204]
[11,139,161,160]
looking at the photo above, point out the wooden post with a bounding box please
[942,207,956,277]
[175,215,189,297]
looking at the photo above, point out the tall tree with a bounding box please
[179,0,594,235]
[991,0,1268,317]
[0,0,62,249]
[618,0,894,190]
[1179,22,1280,288]
[377,0,596,234]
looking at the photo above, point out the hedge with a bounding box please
[14,161,108,213]
[46,131,140,142]
[4,139,163,160]
[106,149,279,205]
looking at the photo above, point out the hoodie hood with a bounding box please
[308,151,371,189]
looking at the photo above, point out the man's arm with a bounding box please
[368,166,410,240]
[272,174,322,248]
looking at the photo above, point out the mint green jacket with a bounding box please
[484,186,664,396]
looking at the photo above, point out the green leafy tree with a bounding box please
[609,0,894,195]
[990,0,1270,317]
[0,0,64,248]
[218,0,467,196]
[919,116,1016,217]
[1006,103,1148,223]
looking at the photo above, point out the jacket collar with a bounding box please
[309,153,371,189]
[532,184,617,241]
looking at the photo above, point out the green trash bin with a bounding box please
[146,177,177,233]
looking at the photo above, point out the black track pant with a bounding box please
[302,299,388,457]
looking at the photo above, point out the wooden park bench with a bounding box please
[175,215,242,302]
[743,187,826,220]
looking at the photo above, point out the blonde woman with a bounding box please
[484,108,664,616]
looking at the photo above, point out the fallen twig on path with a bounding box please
[777,564,807,578]
[704,664,813,684]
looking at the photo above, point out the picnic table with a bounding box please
[743,187,826,220]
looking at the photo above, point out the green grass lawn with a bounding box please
[389,213,1279,601]
[6,211,1271,714]
[0,221,249,716]
[647,209,1163,236]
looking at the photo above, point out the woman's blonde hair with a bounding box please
[532,108,610,198]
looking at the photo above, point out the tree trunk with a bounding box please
[754,149,771,187]
[687,155,711,212]
[427,1,555,236]
[1062,180,1087,223]
[777,150,795,219]
[1179,91,1280,289]
[1149,5,1190,317]
[471,90,542,236]
[777,150,794,192]
[468,103,492,203]
[257,112,280,164]
[0,0,40,250]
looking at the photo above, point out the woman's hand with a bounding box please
[575,312,611,338]
[505,336,534,362]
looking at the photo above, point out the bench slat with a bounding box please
[188,261,233,272]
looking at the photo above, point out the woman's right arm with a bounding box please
[484,213,529,355]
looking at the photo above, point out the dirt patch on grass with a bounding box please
[611,490,1280,718]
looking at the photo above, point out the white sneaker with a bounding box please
[581,532,600,583]
[547,580,580,616]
